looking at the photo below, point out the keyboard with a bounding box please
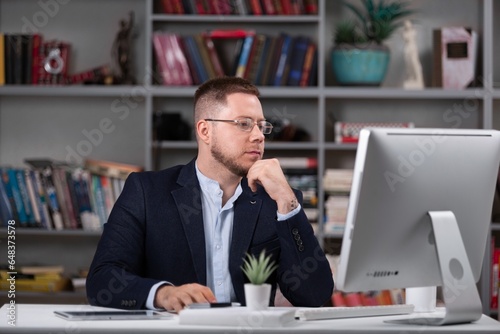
[295,304,415,321]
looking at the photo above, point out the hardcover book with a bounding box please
[433,27,478,89]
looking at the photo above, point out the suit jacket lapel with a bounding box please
[230,182,262,302]
[171,160,207,285]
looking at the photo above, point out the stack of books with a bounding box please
[0,265,71,293]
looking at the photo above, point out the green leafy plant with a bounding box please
[334,0,414,45]
[241,250,278,285]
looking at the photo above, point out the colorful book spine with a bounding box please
[235,34,254,78]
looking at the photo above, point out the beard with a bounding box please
[211,137,257,177]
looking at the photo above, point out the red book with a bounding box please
[201,34,225,77]
[161,0,175,13]
[153,33,173,85]
[331,291,346,306]
[280,0,292,14]
[261,0,276,15]
[248,0,263,15]
[303,0,318,14]
[30,34,42,85]
[299,42,316,86]
[194,0,207,14]
[207,29,253,39]
[171,34,193,85]
[491,245,500,309]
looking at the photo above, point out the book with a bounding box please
[153,32,176,85]
[234,34,255,78]
[491,245,500,310]
[276,157,317,169]
[182,35,210,83]
[0,33,4,85]
[433,27,478,89]
[272,33,292,86]
[30,34,42,85]
[85,159,143,180]
[286,36,310,86]
[299,42,316,87]
[0,173,13,226]
[19,265,64,275]
[200,34,225,77]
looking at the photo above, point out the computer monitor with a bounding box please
[335,128,500,325]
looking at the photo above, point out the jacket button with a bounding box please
[292,228,299,235]
[298,245,305,252]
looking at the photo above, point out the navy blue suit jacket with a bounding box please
[86,159,333,309]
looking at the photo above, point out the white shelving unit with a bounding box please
[0,0,499,315]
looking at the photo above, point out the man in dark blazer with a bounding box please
[86,77,334,312]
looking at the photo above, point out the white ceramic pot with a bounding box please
[244,283,271,311]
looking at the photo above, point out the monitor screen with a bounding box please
[335,128,500,325]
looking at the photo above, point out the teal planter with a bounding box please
[331,44,390,86]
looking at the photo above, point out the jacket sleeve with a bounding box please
[274,190,334,307]
[86,173,160,309]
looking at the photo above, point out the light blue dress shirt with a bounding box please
[146,162,301,308]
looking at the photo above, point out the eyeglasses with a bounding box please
[204,117,273,135]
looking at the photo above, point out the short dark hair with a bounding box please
[194,77,260,122]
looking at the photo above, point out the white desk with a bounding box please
[1,304,499,334]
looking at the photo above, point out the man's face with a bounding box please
[209,93,266,177]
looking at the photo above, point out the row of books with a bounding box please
[0,33,110,86]
[0,159,143,231]
[331,289,406,307]
[0,265,72,293]
[153,30,317,86]
[159,0,318,15]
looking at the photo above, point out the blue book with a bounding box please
[7,169,28,226]
[287,36,310,86]
[0,175,13,226]
[272,33,293,86]
[183,35,209,83]
[235,34,254,78]
[16,169,36,227]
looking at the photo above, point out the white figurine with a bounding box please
[403,20,424,89]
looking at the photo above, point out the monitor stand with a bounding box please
[386,211,483,326]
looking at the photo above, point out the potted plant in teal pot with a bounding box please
[332,0,413,86]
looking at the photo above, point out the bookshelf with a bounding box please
[0,0,499,315]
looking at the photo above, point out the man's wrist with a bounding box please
[277,197,299,215]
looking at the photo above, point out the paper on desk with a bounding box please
[178,307,297,327]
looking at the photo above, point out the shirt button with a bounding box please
[217,281,222,286]
[216,244,221,250]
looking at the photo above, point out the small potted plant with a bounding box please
[241,250,278,311]
[332,0,414,86]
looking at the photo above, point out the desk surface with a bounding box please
[1,304,499,334]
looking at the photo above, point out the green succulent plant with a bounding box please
[334,0,414,45]
[241,250,278,285]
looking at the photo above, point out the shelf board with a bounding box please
[324,143,358,151]
[151,14,320,23]
[150,86,321,98]
[0,85,147,97]
[0,228,101,237]
[322,87,486,99]
[153,141,319,150]
[491,222,500,231]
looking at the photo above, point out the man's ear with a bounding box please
[197,120,210,144]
